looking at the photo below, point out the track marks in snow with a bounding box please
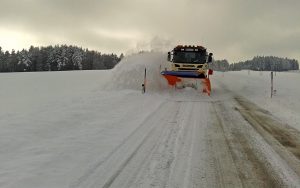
[209,97,300,187]
[73,100,214,188]
[72,101,181,187]
[73,95,300,188]
[166,102,210,188]
[212,102,277,187]
[71,89,300,187]
[235,96,300,177]
[106,101,204,188]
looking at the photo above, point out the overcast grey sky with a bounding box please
[0,0,299,62]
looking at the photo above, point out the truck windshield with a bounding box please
[173,51,207,64]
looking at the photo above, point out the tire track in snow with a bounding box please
[166,101,209,188]
[71,101,181,188]
[109,100,210,188]
[71,101,166,187]
[106,101,185,188]
[213,78,300,186]
[235,96,300,177]
[212,102,277,187]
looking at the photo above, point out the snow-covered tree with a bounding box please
[72,48,83,70]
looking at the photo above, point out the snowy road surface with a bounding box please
[1,54,300,187]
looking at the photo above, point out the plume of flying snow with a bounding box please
[105,52,169,91]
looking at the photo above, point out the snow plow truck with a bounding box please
[161,45,213,95]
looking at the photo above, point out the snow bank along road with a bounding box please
[1,71,300,187]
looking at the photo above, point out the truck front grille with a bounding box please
[178,68,198,71]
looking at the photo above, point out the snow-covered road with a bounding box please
[1,53,300,187]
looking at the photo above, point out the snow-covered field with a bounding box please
[1,53,300,187]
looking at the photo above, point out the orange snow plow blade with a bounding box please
[202,78,211,96]
[163,75,182,86]
[162,74,211,96]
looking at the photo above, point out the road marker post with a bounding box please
[142,68,146,94]
[271,71,274,98]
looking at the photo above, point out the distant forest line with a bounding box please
[1,46,299,73]
[211,56,299,72]
[0,45,124,72]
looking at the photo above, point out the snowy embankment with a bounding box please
[1,52,300,187]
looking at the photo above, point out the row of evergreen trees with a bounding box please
[209,59,230,71]
[0,45,123,72]
[211,56,299,72]
[229,56,299,71]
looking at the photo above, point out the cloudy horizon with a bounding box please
[0,0,299,63]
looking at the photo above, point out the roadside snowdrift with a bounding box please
[106,52,168,91]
